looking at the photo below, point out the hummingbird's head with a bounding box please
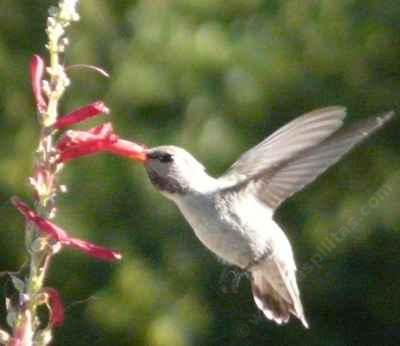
[143,145,207,197]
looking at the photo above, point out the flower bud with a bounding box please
[30,55,47,113]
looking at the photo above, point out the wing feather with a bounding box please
[226,107,347,178]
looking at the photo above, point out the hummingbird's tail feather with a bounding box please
[250,257,309,328]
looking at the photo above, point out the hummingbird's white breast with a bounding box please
[174,187,279,268]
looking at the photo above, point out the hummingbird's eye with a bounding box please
[147,151,174,163]
[159,153,173,163]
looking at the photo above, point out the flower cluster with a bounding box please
[57,122,147,163]
[31,55,147,164]
[4,53,147,344]
[3,2,150,344]
[28,55,140,261]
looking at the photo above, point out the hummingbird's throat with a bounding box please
[146,169,186,195]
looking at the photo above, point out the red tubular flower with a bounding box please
[12,197,68,242]
[54,101,110,129]
[44,288,64,327]
[57,123,117,162]
[30,55,47,113]
[67,238,122,261]
[106,138,149,160]
[11,197,122,262]
[57,122,117,151]
[57,122,147,163]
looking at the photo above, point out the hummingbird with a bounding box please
[129,107,394,328]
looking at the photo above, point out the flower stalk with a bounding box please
[5,1,81,345]
[4,1,147,344]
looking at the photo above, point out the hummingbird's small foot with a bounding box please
[219,266,249,293]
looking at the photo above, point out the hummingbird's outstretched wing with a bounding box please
[226,106,347,178]
[221,110,394,210]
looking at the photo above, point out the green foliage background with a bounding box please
[0,1,399,345]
